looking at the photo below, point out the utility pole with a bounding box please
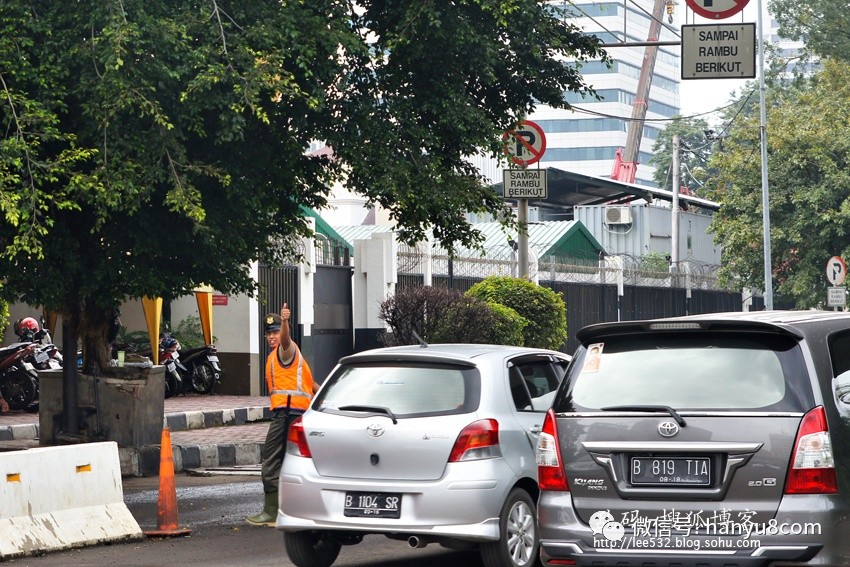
[756,0,773,309]
[671,134,680,272]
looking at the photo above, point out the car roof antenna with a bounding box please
[411,330,429,348]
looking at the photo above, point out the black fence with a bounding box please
[397,272,763,354]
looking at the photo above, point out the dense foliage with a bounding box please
[649,117,712,197]
[466,276,567,350]
[771,0,850,63]
[705,60,850,307]
[0,1,605,370]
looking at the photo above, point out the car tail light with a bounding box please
[537,409,569,491]
[286,416,312,458]
[784,406,837,494]
[448,419,501,462]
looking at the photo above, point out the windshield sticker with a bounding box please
[584,343,604,373]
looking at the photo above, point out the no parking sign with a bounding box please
[503,120,546,166]
[684,0,749,20]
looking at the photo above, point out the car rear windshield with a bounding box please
[555,331,813,412]
[314,362,480,417]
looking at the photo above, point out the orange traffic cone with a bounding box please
[144,427,192,537]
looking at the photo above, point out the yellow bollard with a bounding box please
[194,285,214,346]
[141,296,162,364]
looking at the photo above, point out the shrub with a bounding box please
[466,276,567,350]
[484,302,526,346]
[378,286,526,346]
[640,251,670,273]
[379,286,465,346]
[172,314,215,350]
[431,297,526,346]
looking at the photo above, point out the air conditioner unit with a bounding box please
[605,206,632,225]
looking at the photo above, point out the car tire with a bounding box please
[284,530,342,567]
[480,488,540,567]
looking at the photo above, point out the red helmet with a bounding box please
[14,317,40,338]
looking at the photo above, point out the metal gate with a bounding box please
[257,265,299,396]
[256,263,353,393]
[310,264,354,384]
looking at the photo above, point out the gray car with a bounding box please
[276,343,570,567]
[536,310,850,566]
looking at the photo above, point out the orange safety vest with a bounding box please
[266,344,313,411]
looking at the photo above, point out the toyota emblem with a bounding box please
[366,423,385,437]
[658,421,679,438]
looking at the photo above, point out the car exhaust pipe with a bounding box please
[407,536,429,548]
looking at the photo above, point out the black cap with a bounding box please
[264,313,282,333]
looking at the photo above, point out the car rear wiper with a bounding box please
[600,404,687,427]
[337,405,398,424]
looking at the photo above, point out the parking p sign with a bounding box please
[827,256,847,286]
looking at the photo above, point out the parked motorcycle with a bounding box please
[16,318,63,372]
[159,336,187,399]
[176,344,221,395]
[0,341,39,412]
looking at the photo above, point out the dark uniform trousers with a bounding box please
[261,407,305,494]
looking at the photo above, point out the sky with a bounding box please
[676,0,764,121]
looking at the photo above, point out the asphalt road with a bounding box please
[9,475,488,567]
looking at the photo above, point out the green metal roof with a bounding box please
[332,220,604,261]
[301,207,354,256]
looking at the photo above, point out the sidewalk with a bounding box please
[0,395,271,477]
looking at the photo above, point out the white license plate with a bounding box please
[166,361,176,372]
[23,361,35,372]
[208,355,219,363]
[630,456,711,486]
[34,350,49,364]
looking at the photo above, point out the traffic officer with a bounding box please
[246,302,318,526]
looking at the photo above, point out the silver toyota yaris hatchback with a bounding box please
[536,311,850,567]
[276,343,570,567]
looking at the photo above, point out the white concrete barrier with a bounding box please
[0,441,143,559]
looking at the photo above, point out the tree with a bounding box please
[705,60,850,308]
[649,116,712,197]
[771,0,850,63]
[0,2,606,372]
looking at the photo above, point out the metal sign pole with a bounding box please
[518,199,529,279]
[756,0,773,309]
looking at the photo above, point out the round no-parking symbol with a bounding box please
[827,256,847,286]
[685,0,749,20]
[503,120,546,166]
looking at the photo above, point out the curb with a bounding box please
[0,406,270,442]
[120,441,265,477]
[0,423,38,442]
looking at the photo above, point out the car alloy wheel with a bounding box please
[480,488,539,567]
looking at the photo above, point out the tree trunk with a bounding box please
[78,303,117,375]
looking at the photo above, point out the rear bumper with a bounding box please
[540,539,821,567]
[276,455,516,541]
[538,491,849,566]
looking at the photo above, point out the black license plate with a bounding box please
[630,456,711,486]
[344,492,402,519]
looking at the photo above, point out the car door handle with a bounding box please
[529,425,542,434]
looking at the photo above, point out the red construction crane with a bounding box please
[609,0,669,184]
